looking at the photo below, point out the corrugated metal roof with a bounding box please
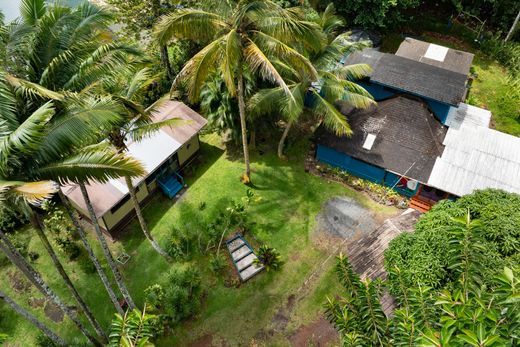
[428,124,520,196]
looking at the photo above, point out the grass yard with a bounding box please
[381,29,520,136]
[0,134,397,346]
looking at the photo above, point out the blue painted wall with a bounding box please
[383,172,420,197]
[359,80,454,125]
[316,145,386,183]
[358,82,396,100]
[316,145,420,197]
[425,99,452,124]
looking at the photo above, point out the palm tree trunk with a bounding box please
[0,289,66,346]
[0,230,101,347]
[237,61,251,181]
[29,211,108,342]
[161,45,174,80]
[58,190,124,316]
[277,120,293,159]
[78,182,136,310]
[123,176,171,261]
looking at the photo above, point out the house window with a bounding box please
[110,195,130,214]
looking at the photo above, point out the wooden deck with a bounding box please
[344,209,421,316]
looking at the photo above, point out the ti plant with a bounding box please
[109,305,156,347]
[325,212,520,347]
[254,245,282,272]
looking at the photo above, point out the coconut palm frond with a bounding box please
[0,77,19,131]
[221,29,241,96]
[130,118,187,142]
[331,64,372,81]
[0,102,54,169]
[318,3,344,35]
[258,15,325,54]
[20,0,46,25]
[174,37,225,102]
[35,96,123,162]
[64,43,141,91]
[244,39,292,97]
[125,67,157,101]
[0,179,58,205]
[4,74,64,100]
[251,31,319,81]
[310,89,352,137]
[248,86,286,117]
[154,9,227,45]
[39,150,145,185]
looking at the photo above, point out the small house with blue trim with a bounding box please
[62,100,207,236]
[315,38,520,211]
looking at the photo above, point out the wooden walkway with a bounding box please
[344,209,421,316]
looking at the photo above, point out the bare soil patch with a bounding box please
[289,316,338,347]
[43,301,64,323]
[8,270,31,294]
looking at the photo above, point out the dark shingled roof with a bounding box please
[345,50,469,106]
[395,37,474,75]
[315,96,447,183]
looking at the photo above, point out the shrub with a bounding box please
[0,205,28,233]
[163,265,203,323]
[55,237,82,261]
[144,284,165,310]
[254,245,282,272]
[209,254,226,274]
[77,255,96,274]
[385,189,519,293]
[165,228,195,261]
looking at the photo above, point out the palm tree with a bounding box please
[0,75,144,344]
[1,0,144,312]
[249,4,375,158]
[0,289,66,346]
[154,0,323,182]
[102,68,182,260]
[1,0,141,93]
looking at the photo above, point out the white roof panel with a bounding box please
[363,133,377,150]
[424,44,449,62]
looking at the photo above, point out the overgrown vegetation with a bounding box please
[385,189,520,292]
[326,251,520,345]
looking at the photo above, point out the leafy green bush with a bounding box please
[254,245,282,272]
[385,189,519,293]
[77,255,96,275]
[0,205,28,233]
[209,254,226,274]
[163,265,203,323]
[144,284,165,311]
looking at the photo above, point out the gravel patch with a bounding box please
[315,197,376,239]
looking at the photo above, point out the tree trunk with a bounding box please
[0,289,66,346]
[237,61,251,181]
[505,9,520,41]
[277,120,293,159]
[58,190,124,316]
[160,45,174,80]
[78,182,136,310]
[0,231,101,346]
[124,176,171,261]
[30,211,108,342]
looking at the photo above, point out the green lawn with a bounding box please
[381,30,520,136]
[0,134,397,346]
